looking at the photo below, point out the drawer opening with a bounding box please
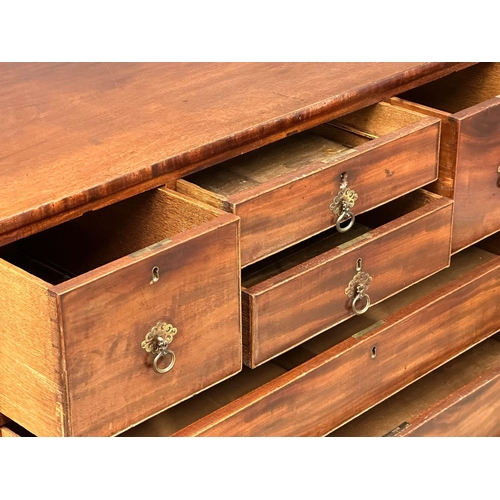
[241,189,441,290]
[329,336,500,437]
[0,188,220,285]
[178,102,429,202]
[1,421,34,438]
[398,62,500,114]
[121,241,499,437]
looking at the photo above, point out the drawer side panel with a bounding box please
[0,262,67,436]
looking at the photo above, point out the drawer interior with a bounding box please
[0,421,34,437]
[241,189,441,289]
[0,188,220,285]
[121,238,500,437]
[398,62,500,114]
[180,102,429,199]
[329,336,500,437]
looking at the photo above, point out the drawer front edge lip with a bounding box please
[52,211,239,295]
[55,290,71,437]
[245,193,452,296]
[173,254,500,437]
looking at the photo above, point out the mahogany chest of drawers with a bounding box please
[1,62,499,437]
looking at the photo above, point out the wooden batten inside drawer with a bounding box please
[0,187,241,437]
[121,234,500,437]
[330,337,500,437]
[177,102,439,266]
[395,63,500,253]
[241,189,452,367]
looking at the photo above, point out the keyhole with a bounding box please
[151,266,160,283]
[371,346,377,359]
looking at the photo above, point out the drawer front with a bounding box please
[243,191,452,367]
[397,367,500,437]
[58,218,241,437]
[178,104,440,267]
[394,63,500,253]
[0,188,241,436]
[171,251,500,436]
[450,98,500,252]
[331,337,500,437]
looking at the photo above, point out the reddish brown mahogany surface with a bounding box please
[0,188,242,436]
[170,246,500,436]
[330,337,500,437]
[0,62,473,245]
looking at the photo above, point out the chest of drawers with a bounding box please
[1,62,498,437]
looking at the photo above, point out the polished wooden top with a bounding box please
[0,62,474,244]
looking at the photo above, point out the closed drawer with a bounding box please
[121,234,500,437]
[330,336,500,437]
[241,189,452,367]
[395,62,500,253]
[0,188,241,437]
[177,102,440,266]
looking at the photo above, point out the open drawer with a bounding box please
[121,233,500,437]
[0,188,241,436]
[177,102,440,266]
[395,62,500,253]
[330,336,500,437]
[241,189,452,367]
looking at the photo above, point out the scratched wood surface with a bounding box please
[0,62,474,246]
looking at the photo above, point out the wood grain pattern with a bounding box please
[330,338,500,437]
[241,190,452,367]
[0,62,474,246]
[397,369,500,437]
[0,426,20,437]
[0,259,67,436]
[178,103,440,266]
[0,188,241,436]
[57,210,241,436]
[172,247,500,436]
[396,63,500,253]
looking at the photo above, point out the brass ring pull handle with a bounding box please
[336,209,356,233]
[153,349,176,374]
[352,291,371,315]
[345,258,372,316]
[141,321,177,374]
[330,172,358,233]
